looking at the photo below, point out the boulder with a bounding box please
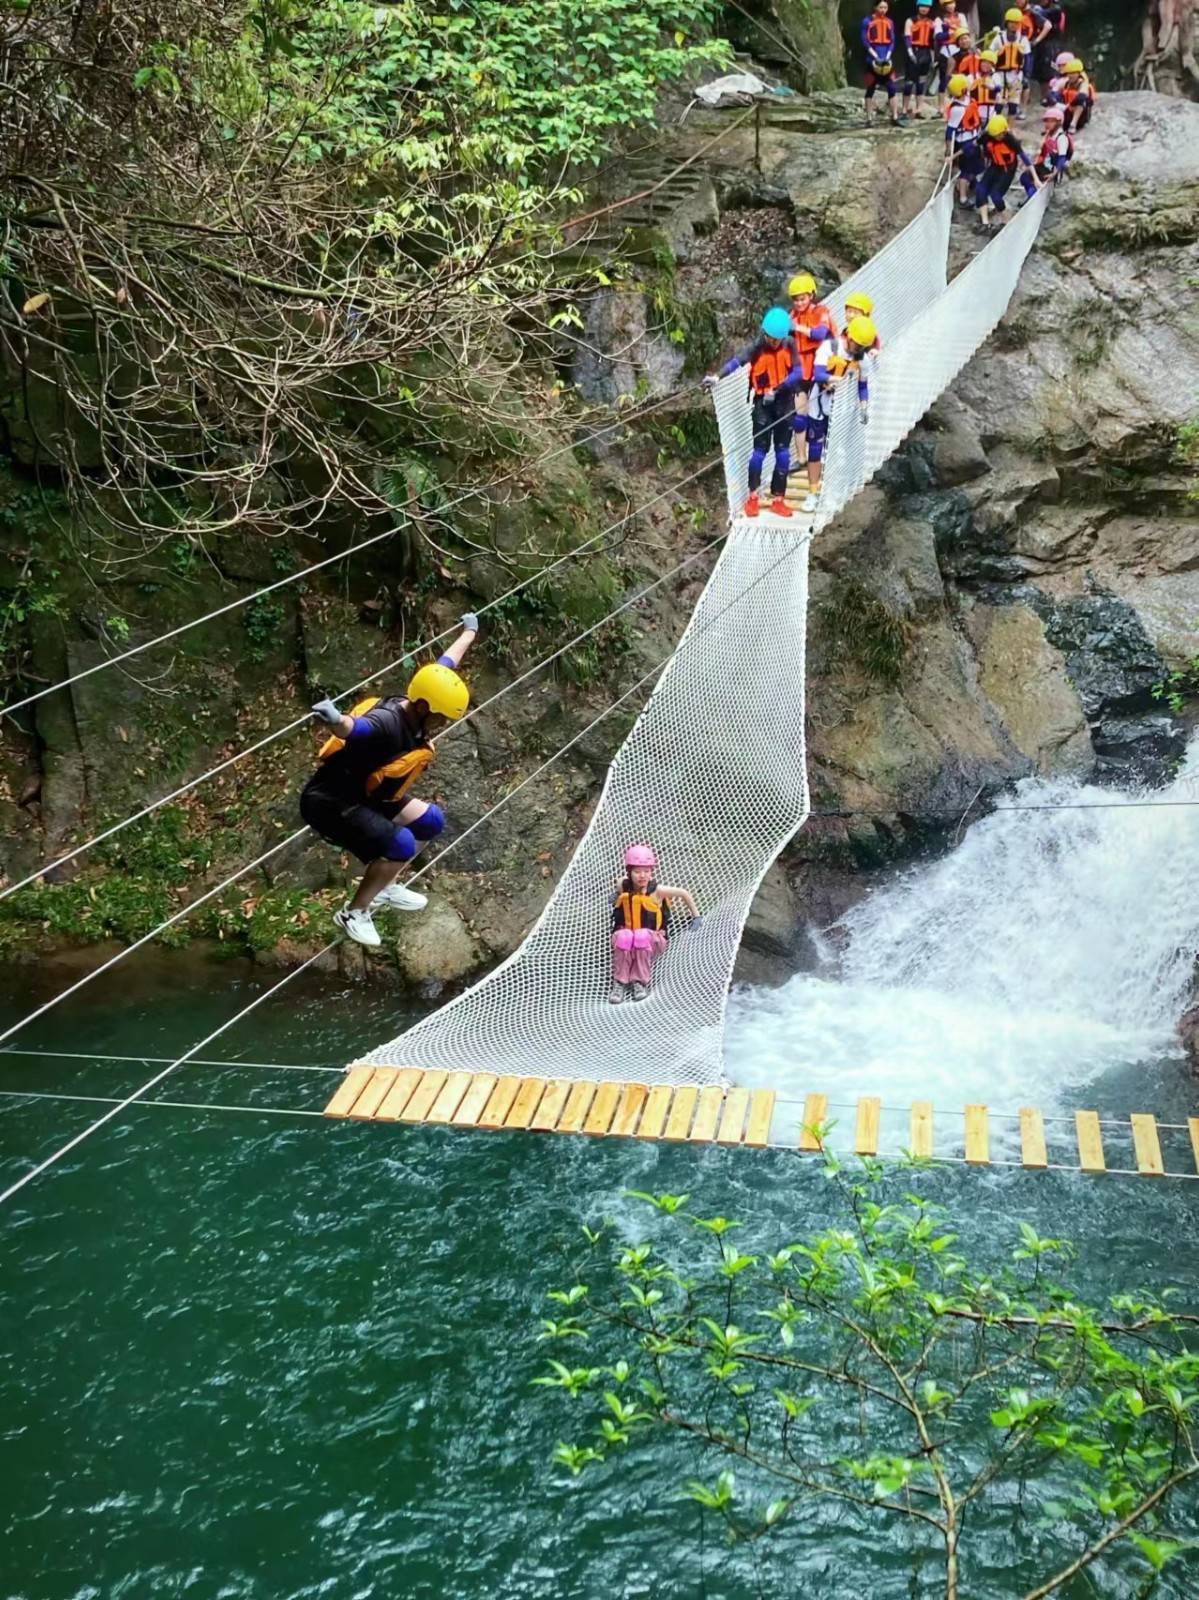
[385,895,478,992]
[1180,1003,1199,1080]
[967,602,1093,778]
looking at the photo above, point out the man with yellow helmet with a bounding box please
[302,614,478,946]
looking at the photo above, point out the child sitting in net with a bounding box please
[609,845,699,1005]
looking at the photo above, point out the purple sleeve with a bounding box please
[349,717,374,738]
[807,323,830,344]
[858,373,869,401]
[436,653,455,667]
[720,342,759,377]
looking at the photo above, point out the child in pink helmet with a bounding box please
[610,845,699,1004]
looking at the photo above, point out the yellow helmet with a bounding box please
[986,114,1009,136]
[979,50,998,64]
[407,662,469,720]
[947,73,969,96]
[1004,6,1023,21]
[844,290,874,316]
[952,25,970,38]
[788,272,817,297]
[1066,57,1085,73]
[846,315,877,350]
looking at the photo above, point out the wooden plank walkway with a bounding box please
[324,1070,1199,1179]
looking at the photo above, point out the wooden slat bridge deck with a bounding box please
[325,1069,1199,1180]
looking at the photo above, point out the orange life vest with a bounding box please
[973,74,1000,106]
[748,340,796,395]
[867,16,895,48]
[946,97,981,135]
[996,36,1025,71]
[957,50,981,77]
[791,304,838,380]
[908,16,937,48]
[1017,8,1037,37]
[613,891,666,934]
[985,133,1020,170]
[318,696,434,801]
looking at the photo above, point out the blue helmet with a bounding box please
[761,306,792,341]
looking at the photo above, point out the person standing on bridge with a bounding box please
[861,3,900,126]
[704,308,801,519]
[303,616,478,947]
[787,272,839,467]
[800,316,876,514]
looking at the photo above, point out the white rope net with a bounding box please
[360,182,1050,1086]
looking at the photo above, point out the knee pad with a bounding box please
[386,826,417,862]
[612,929,635,951]
[748,447,767,474]
[774,447,791,477]
[410,803,445,841]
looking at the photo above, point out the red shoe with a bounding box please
[770,496,793,518]
[743,493,760,517]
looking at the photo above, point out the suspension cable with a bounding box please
[0,461,726,1047]
[0,1047,341,1072]
[0,384,698,721]
[0,452,724,905]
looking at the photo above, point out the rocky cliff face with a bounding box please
[1,91,1195,996]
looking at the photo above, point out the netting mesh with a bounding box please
[360,183,1049,1085]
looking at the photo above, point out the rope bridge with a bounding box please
[358,183,1053,1087]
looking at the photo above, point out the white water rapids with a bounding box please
[726,739,1199,1118]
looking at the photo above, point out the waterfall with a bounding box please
[726,739,1199,1113]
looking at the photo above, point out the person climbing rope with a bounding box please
[903,1,939,119]
[609,845,698,1005]
[976,115,1041,229]
[787,272,840,465]
[704,308,802,519]
[994,9,1032,118]
[1029,104,1073,188]
[800,315,876,514]
[303,616,478,947]
[862,2,900,125]
[944,72,984,206]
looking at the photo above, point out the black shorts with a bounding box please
[300,784,398,864]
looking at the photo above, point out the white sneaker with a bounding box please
[334,905,381,948]
[801,492,820,512]
[373,882,428,913]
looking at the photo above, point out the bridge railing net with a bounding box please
[361,184,1048,1087]
[715,183,953,521]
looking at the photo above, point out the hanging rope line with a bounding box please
[0,465,727,1050]
[0,384,698,721]
[0,451,724,905]
[0,1047,340,1072]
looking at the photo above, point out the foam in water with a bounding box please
[727,739,1199,1114]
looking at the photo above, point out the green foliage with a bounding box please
[243,596,288,663]
[531,1168,1199,1596]
[819,578,913,687]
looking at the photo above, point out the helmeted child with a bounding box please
[944,73,984,206]
[844,290,882,353]
[972,52,1003,118]
[862,3,900,125]
[953,29,982,84]
[609,845,698,1004]
[1056,58,1093,133]
[903,1,939,119]
[800,316,876,514]
[788,273,839,461]
[704,307,802,520]
[1029,103,1073,188]
[976,115,1041,228]
[994,9,1032,118]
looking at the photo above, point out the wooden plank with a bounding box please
[425,1071,473,1125]
[637,1085,674,1141]
[964,1105,989,1165]
[451,1074,497,1127]
[398,1069,447,1124]
[583,1081,622,1136]
[504,1077,548,1130]
[690,1086,724,1143]
[478,1074,522,1129]
[744,1089,775,1149]
[1075,1110,1105,1174]
[799,1092,828,1152]
[854,1096,881,1157]
[716,1087,750,1146]
[910,1100,933,1160]
[557,1079,597,1135]
[531,1079,572,1132]
[348,1068,399,1122]
[323,1064,374,1118]
[375,1067,425,1122]
[610,1082,650,1138]
[1190,1118,1199,1175]
[664,1086,698,1141]
[1130,1113,1164,1177]
[1019,1107,1048,1170]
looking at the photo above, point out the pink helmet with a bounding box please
[1055,51,1072,69]
[1042,104,1064,121]
[624,844,657,869]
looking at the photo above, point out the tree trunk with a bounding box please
[1135,0,1199,98]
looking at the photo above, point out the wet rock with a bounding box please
[967,603,1093,778]
[927,405,991,488]
[1180,1003,1199,1079]
[387,895,478,988]
[1091,712,1187,786]
[1029,590,1171,719]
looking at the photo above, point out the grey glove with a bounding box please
[701,374,718,390]
[460,612,480,633]
[859,402,870,426]
[311,698,342,726]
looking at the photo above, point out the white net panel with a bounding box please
[715,183,953,522]
[360,185,1049,1086]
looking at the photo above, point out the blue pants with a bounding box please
[749,395,794,497]
[977,164,1017,212]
